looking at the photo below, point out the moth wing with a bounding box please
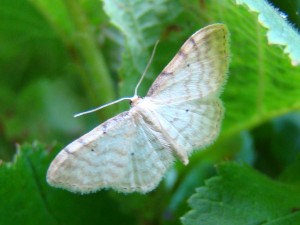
[47,111,174,194]
[144,24,229,163]
[147,24,229,103]
[151,98,223,161]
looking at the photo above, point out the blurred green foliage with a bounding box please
[0,0,300,224]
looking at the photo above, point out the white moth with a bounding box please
[47,24,230,194]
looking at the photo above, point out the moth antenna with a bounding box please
[74,97,131,118]
[134,40,159,97]
[75,41,159,118]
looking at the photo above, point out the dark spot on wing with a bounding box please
[102,123,108,132]
[101,111,130,134]
[130,152,134,156]
[189,37,197,46]
[185,109,189,112]
[91,149,94,152]
[178,49,186,57]
[64,147,71,154]
[77,138,86,145]
[147,82,160,96]
[161,71,173,76]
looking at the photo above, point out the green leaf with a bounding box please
[279,156,300,185]
[222,0,300,132]
[235,0,300,66]
[0,0,116,159]
[1,0,115,118]
[29,0,75,41]
[0,143,135,225]
[252,113,300,176]
[2,79,84,142]
[0,0,69,85]
[194,0,300,155]
[182,162,300,225]
[230,131,256,166]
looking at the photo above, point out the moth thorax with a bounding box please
[130,95,142,107]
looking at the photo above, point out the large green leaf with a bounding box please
[182,162,300,225]
[0,143,135,225]
[236,0,300,66]
[191,0,300,156]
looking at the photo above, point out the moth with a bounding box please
[47,24,229,194]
